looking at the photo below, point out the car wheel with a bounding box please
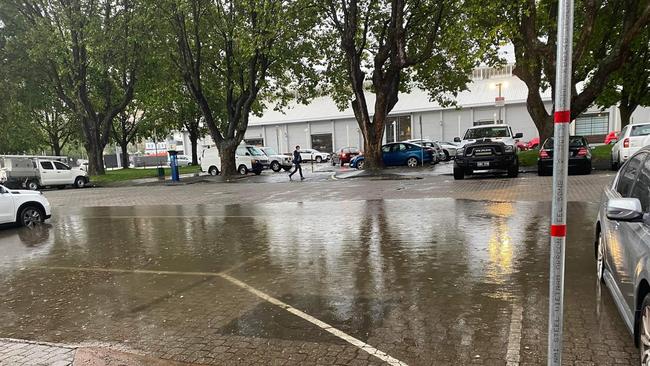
[596,232,605,283]
[19,206,44,228]
[316,156,323,163]
[270,161,281,172]
[611,154,619,171]
[26,180,40,191]
[538,165,550,176]
[238,165,248,175]
[583,162,592,175]
[74,177,86,188]
[507,163,519,178]
[407,157,419,167]
[639,294,650,365]
[357,160,365,169]
[444,150,450,161]
[453,167,464,180]
[208,166,219,176]
[254,170,262,176]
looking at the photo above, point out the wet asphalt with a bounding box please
[0,198,637,365]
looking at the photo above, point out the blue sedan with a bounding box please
[350,142,433,169]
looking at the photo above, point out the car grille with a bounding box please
[472,147,494,156]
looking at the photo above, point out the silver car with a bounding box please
[596,146,650,364]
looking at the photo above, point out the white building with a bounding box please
[184,65,650,154]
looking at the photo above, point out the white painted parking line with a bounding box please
[23,264,410,366]
[506,302,523,366]
[219,272,409,366]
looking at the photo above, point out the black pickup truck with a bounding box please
[453,139,519,180]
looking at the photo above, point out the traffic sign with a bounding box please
[495,96,505,107]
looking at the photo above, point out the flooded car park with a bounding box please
[0,197,637,365]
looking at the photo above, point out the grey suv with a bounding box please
[595,146,650,364]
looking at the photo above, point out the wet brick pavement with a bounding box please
[0,339,74,366]
[0,170,636,365]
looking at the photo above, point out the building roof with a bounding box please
[250,75,552,126]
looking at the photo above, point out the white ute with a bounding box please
[0,157,89,190]
[0,184,52,227]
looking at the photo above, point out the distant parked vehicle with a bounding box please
[259,147,292,172]
[350,142,434,169]
[516,140,528,151]
[527,137,540,150]
[332,147,361,166]
[435,141,459,160]
[594,146,650,364]
[0,184,52,227]
[199,145,270,176]
[611,122,650,170]
[605,131,620,145]
[299,149,330,163]
[169,155,191,167]
[453,124,522,180]
[0,156,89,190]
[537,136,592,176]
[406,140,443,163]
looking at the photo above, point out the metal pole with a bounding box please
[548,0,573,364]
[498,84,502,123]
[420,116,424,167]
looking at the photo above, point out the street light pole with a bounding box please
[497,83,503,123]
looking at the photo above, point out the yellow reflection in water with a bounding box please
[486,202,515,283]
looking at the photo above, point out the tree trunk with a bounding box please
[85,142,106,175]
[536,115,554,146]
[218,142,237,177]
[52,140,62,157]
[363,136,383,171]
[120,142,129,169]
[619,103,636,130]
[190,134,199,165]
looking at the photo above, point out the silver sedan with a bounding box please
[596,146,650,365]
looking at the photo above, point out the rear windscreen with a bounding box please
[630,125,650,137]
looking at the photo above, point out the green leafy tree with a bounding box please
[320,0,497,170]
[596,28,650,130]
[495,0,650,142]
[156,0,319,176]
[3,0,151,175]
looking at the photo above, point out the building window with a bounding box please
[311,134,333,153]
[385,116,412,143]
[575,113,609,136]
[244,138,264,146]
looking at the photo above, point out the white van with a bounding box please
[611,122,650,169]
[200,145,270,176]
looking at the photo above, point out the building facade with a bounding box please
[183,65,650,154]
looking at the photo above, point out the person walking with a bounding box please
[289,145,304,180]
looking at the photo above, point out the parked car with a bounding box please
[0,184,51,227]
[527,137,540,150]
[594,146,650,363]
[350,142,434,169]
[406,140,444,163]
[453,124,522,180]
[199,145,270,176]
[537,136,592,176]
[612,122,650,170]
[169,155,191,167]
[605,131,620,145]
[0,157,89,190]
[435,141,459,160]
[516,140,528,151]
[259,147,293,172]
[332,147,361,166]
[299,149,330,163]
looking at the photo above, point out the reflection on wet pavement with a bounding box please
[0,199,637,365]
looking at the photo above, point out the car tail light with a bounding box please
[540,149,549,158]
[577,147,588,156]
[623,138,630,148]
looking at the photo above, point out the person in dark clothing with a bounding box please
[289,145,304,180]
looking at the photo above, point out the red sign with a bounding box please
[495,96,505,107]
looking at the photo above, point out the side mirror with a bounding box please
[245,152,251,156]
[514,132,523,139]
[606,198,644,222]
[453,137,461,143]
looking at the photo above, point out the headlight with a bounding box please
[456,148,464,156]
[504,145,515,153]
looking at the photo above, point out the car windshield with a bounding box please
[247,147,265,156]
[262,147,277,155]
[630,125,650,137]
[543,137,587,149]
[464,127,510,139]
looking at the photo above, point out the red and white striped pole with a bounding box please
[548,0,574,364]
